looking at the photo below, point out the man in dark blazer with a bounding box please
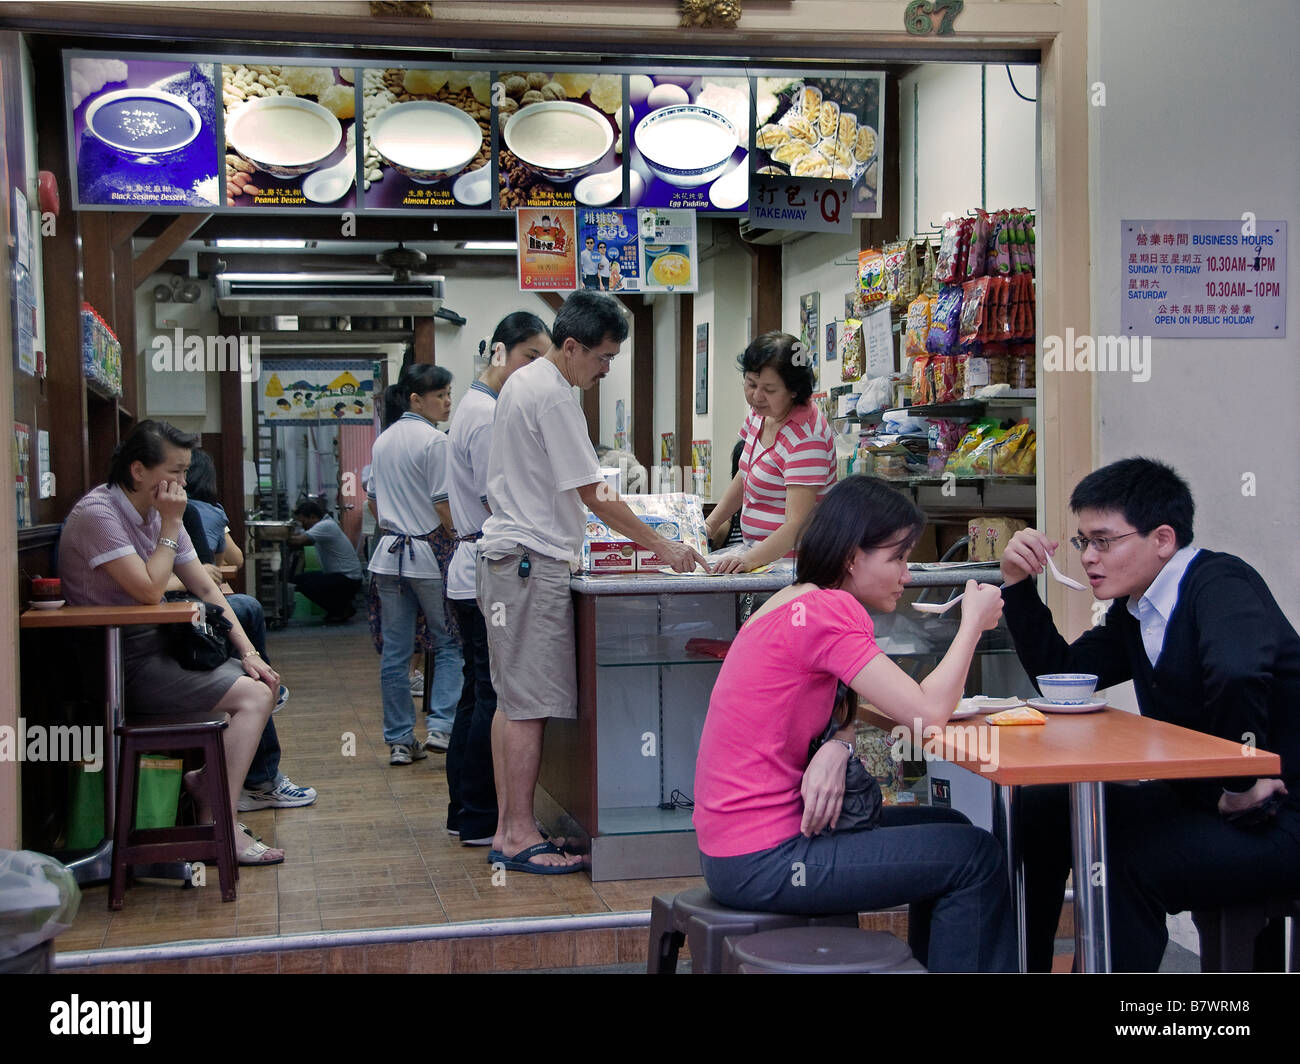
[998,457,1299,971]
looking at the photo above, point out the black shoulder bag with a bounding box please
[163,592,235,671]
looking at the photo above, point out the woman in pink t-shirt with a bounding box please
[694,476,1017,972]
[706,332,836,573]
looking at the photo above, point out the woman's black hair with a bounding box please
[185,449,219,504]
[490,310,551,352]
[736,331,815,406]
[381,384,408,429]
[397,363,453,399]
[107,419,199,491]
[795,476,926,589]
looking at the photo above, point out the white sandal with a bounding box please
[237,833,285,866]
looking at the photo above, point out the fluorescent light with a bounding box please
[212,239,311,249]
[459,240,518,251]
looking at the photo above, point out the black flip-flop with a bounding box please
[494,840,584,875]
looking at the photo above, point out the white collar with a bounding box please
[107,483,151,527]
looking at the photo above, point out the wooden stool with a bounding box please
[723,926,926,974]
[1191,897,1300,972]
[110,711,238,910]
[647,887,860,974]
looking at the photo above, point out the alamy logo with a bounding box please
[150,329,261,382]
[50,996,151,1044]
[0,720,103,772]
[1041,329,1151,383]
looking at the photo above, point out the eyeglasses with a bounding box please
[580,344,615,367]
[1069,531,1141,553]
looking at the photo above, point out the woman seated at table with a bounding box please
[694,476,1017,972]
[705,332,837,573]
[59,420,285,865]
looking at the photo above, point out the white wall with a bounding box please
[433,275,553,404]
[781,230,861,391]
[899,62,1038,238]
[1088,0,1300,623]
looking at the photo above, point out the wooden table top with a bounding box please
[19,602,198,628]
[863,706,1281,786]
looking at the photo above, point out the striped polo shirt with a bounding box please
[738,402,837,549]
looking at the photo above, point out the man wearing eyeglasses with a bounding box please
[477,290,708,873]
[997,456,1300,972]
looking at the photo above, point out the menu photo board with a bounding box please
[67,53,222,208]
[221,62,359,209]
[625,72,751,213]
[497,70,623,212]
[578,207,640,293]
[638,208,698,293]
[752,70,884,218]
[517,207,578,291]
[358,65,494,211]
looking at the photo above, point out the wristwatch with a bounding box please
[157,536,180,552]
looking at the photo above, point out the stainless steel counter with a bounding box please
[571,564,1003,596]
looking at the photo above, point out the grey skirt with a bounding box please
[122,625,245,716]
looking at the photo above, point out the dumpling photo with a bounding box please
[784,115,818,144]
[818,99,840,141]
[756,123,790,150]
[771,139,813,165]
[854,126,878,163]
[792,152,831,178]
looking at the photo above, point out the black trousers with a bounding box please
[291,572,360,618]
[1020,781,1300,971]
[445,598,498,839]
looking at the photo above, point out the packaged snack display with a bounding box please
[934,218,964,284]
[962,351,989,397]
[839,318,865,381]
[990,419,1034,475]
[921,238,937,294]
[932,355,960,404]
[946,419,1000,475]
[925,285,963,354]
[582,493,708,572]
[904,294,933,358]
[883,240,912,307]
[857,248,888,304]
[963,211,988,280]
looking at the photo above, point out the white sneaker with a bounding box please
[423,730,450,753]
[409,670,425,697]
[238,774,317,810]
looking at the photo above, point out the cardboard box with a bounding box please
[967,517,1027,562]
[584,542,638,572]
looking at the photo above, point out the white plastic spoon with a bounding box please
[1045,552,1087,590]
[913,594,964,614]
[302,156,356,204]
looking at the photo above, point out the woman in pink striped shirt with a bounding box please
[706,332,836,573]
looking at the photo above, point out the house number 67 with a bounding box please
[905,0,964,36]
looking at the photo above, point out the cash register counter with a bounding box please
[536,564,1006,881]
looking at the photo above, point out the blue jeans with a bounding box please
[225,593,279,789]
[699,806,1017,973]
[375,574,460,745]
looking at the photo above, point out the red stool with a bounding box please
[109,711,238,910]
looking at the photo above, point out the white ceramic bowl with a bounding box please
[85,88,202,158]
[227,95,342,178]
[370,100,484,184]
[503,101,614,183]
[1035,673,1099,705]
[634,104,738,188]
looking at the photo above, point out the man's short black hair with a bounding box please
[1070,457,1195,548]
[294,500,326,520]
[553,290,628,348]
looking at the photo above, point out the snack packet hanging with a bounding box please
[858,248,888,304]
[926,285,963,355]
[932,355,961,403]
[922,238,938,294]
[959,277,991,345]
[911,354,933,405]
[965,211,989,279]
[840,318,865,382]
[946,419,999,474]
[935,219,963,284]
[904,295,932,358]
[883,241,910,306]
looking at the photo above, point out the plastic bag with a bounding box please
[857,374,894,415]
[0,850,81,959]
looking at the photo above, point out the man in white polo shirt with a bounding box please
[478,290,708,873]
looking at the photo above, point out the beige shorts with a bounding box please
[476,548,577,721]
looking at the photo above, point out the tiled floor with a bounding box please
[61,618,703,955]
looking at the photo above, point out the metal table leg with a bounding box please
[1069,780,1111,973]
[993,782,1028,972]
[62,626,122,885]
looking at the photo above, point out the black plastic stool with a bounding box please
[647,887,860,974]
[1191,897,1300,972]
[723,926,926,974]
